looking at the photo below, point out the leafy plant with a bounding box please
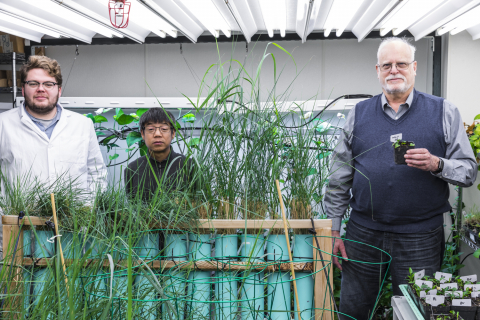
[466,114,480,191]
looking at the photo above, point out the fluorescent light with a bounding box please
[259,0,287,37]
[0,3,93,43]
[437,5,480,35]
[352,0,403,42]
[447,6,480,35]
[0,11,61,38]
[409,0,480,41]
[140,0,203,42]
[0,24,42,42]
[296,0,323,42]
[225,0,257,42]
[323,0,365,37]
[22,0,117,38]
[378,0,447,36]
[178,0,231,38]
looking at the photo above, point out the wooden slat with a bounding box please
[196,219,331,229]
[21,258,313,272]
[2,215,49,226]
[2,216,332,230]
[314,227,333,320]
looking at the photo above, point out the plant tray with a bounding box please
[451,305,478,320]
[463,227,480,244]
[430,314,464,320]
[407,284,451,319]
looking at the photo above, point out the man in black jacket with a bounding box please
[124,108,191,200]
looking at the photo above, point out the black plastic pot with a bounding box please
[393,140,415,165]
[408,285,451,319]
[451,305,478,320]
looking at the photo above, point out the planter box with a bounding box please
[430,315,464,320]
[408,284,451,319]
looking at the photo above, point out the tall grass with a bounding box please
[0,41,344,319]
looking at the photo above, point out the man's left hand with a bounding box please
[404,148,439,172]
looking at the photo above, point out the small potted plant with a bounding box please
[450,288,477,320]
[462,206,480,245]
[393,139,415,164]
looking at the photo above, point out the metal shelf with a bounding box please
[0,87,21,94]
[461,233,479,252]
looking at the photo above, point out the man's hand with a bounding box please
[404,148,439,172]
[332,230,348,270]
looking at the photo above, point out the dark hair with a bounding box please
[20,55,63,87]
[139,108,176,133]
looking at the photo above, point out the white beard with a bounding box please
[381,74,412,94]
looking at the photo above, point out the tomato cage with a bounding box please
[109,0,131,28]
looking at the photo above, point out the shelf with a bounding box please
[461,233,479,252]
[0,52,25,65]
[0,87,21,94]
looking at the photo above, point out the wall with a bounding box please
[444,31,480,276]
[43,38,433,100]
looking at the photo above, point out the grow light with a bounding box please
[259,0,287,37]
[178,0,231,38]
[323,0,364,37]
[296,0,323,42]
[438,5,480,35]
[0,11,61,38]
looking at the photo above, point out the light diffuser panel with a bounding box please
[178,0,231,38]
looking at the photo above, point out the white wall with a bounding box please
[445,31,480,275]
[44,38,433,100]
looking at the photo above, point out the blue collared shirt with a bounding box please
[24,104,62,139]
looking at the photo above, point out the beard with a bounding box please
[24,94,59,115]
[381,74,412,94]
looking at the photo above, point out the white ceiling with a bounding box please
[1,0,480,44]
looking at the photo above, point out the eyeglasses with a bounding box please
[24,80,58,90]
[377,61,415,72]
[144,126,172,135]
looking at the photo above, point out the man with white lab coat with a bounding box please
[0,55,107,251]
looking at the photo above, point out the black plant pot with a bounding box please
[394,141,415,165]
[430,315,465,320]
[408,285,451,319]
[463,226,480,244]
[451,305,478,320]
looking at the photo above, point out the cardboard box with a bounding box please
[6,71,21,80]
[0,79,8,87]
[10,36,24,54]
[35,47,45,56]
[7,79,21,87]
[0,71,6,79]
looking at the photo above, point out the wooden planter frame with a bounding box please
[2,215,334,320]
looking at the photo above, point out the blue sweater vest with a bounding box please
[349,90,451,233]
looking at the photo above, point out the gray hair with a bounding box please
[377,37,416,64]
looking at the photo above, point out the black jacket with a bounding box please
[124,147,191,200]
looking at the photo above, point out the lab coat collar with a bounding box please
[19,102,70,142]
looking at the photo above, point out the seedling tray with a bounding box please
[430,314,464,320]
[451,305,477,320]
[407,284,451,319]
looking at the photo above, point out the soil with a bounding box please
[394,142,415,165]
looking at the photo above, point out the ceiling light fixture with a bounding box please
[0,11,61,38]
[259,0,287,37]
[178,0,231,38]
[444,5,480,35]
[352,0,403,42]
[224,0,257,42]
[323,0,365,37]
[23,0,118,38]
[296,0,323,43]
[408,0,480,40]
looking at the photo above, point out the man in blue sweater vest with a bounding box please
[325,37,478,319]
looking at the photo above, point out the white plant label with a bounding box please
[472,292,480,298]
[440,283,457,290]
[460,274,477,282]
[414,269,425,280]
[435,272,452,283]
[427,289,437,295]
[420,291,426,298]
[464,284,480,291]
[425,295,445,307]
[390,133,402,143]
[415,280,433,288]
[452,299,471,307]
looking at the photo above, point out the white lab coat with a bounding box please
[0,104,107,251]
